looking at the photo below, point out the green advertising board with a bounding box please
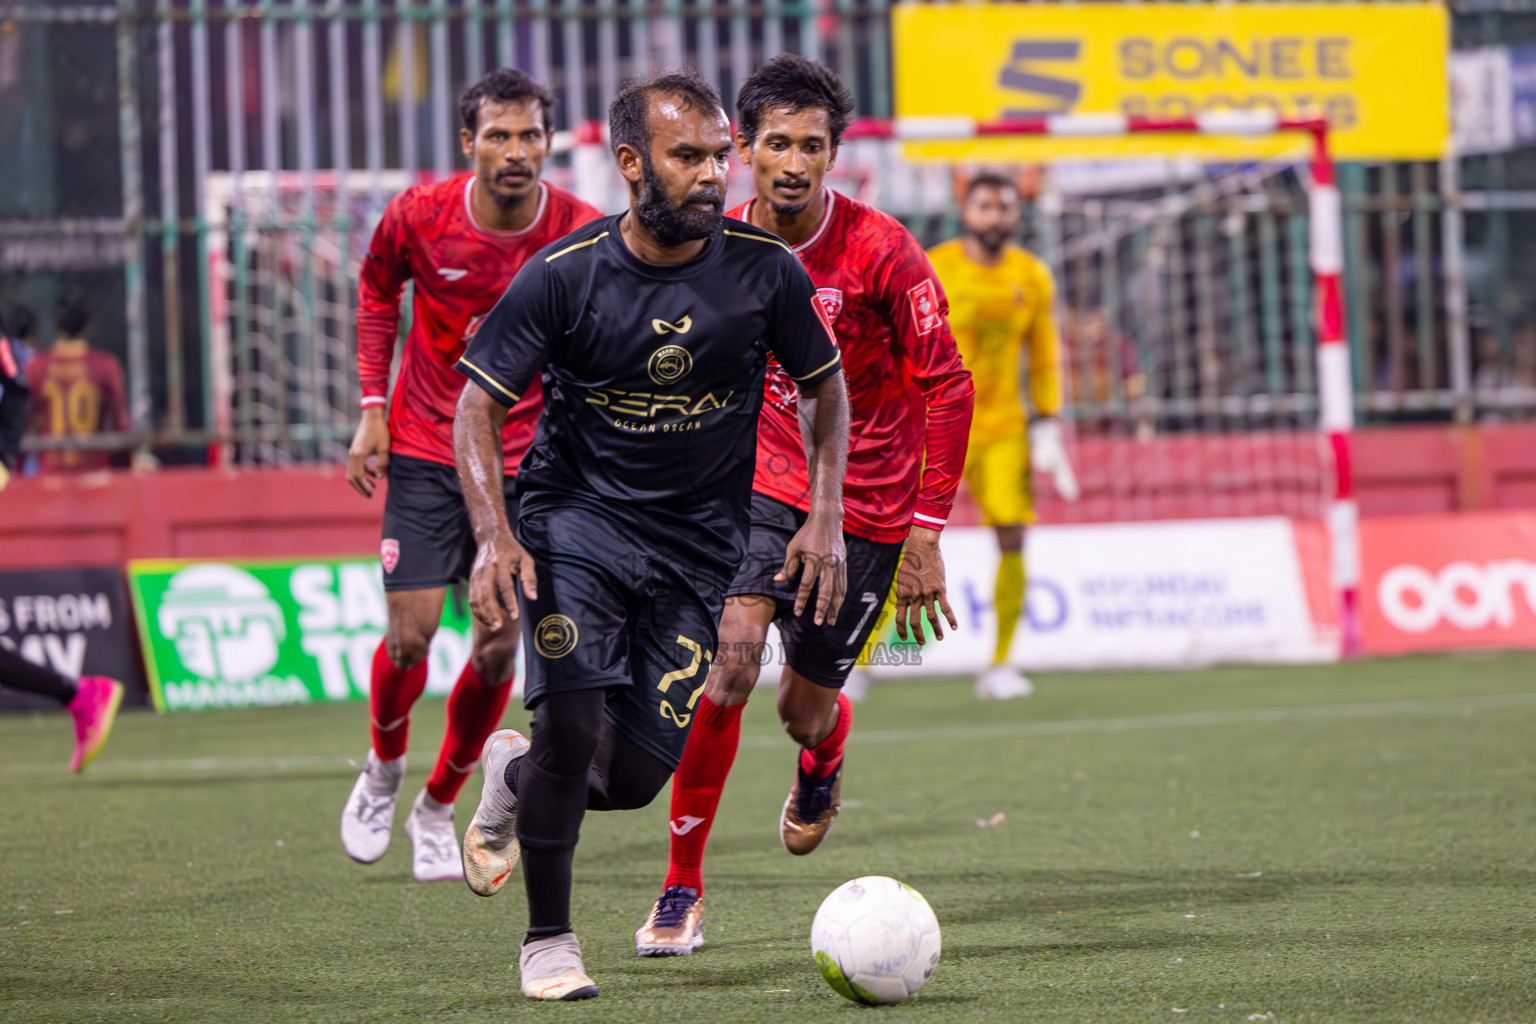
[127,558,479,712]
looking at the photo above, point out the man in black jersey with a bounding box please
[452,68,850,1002]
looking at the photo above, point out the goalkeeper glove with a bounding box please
[1029,417,1079,502]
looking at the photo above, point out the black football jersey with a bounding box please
[458,214,842,556]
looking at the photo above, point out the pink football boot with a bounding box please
[67,676,124,773]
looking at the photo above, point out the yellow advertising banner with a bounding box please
[892,3,1448,162]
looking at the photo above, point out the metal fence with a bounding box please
[2,0,1535,466]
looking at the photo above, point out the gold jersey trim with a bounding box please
[723,229,794,255]
[457,358,521,404]
[545,231,610,263]
[791,351,843,383]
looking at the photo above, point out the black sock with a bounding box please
[504,754,522,796]
[516,757,591,940]
[0,647,78,705]
[522,846,577,943]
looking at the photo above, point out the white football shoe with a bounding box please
[403,790,462,883]
[461,728,529,897]
[975,665,1034,700]
[340,751,405,863]
[520,932,599,1001]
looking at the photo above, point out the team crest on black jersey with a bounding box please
[648,345,693,385]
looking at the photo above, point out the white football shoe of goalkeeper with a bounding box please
[1029,417,1079,501]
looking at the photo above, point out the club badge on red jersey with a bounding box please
[907,279,943,336]
[381,538,401,574]
[813,287,845,328]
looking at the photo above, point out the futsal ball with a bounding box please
[811,875,941,1005]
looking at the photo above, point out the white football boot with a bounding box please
[520,933,599,1001]
[975,665,1034,700]
[340,751,405,863]
[461,728,529,896]
[403,790,462,882]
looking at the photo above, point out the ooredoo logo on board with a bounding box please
[1361,512,1536,654]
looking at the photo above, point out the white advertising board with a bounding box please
[864,518,1335,677]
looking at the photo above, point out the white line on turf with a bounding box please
[2,692,1534,777]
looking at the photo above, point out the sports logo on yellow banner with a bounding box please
[893,3,1447,161]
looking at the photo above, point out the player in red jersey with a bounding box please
[338,69,601,883]
[634,55,974,955]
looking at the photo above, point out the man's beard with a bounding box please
[970,226,1010,254]
[769,179,812,218]
[635,157,723,247]
[489,165,537,209]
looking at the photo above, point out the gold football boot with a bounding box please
[780,760,842,855]
[634,885,705,956]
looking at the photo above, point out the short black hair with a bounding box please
[56,298,90,339]
[965,173,1020,201]
[609,68,724,155]
[736,54,855,148]
[5,305,35,341]
[460,68,554,135]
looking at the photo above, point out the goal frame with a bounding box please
[834,113,1360,655]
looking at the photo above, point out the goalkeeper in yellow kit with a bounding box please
[928,173,1078,699]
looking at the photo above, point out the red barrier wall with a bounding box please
[4,423,1534,568]
[958,422,1536,527]
[0,466,383,569]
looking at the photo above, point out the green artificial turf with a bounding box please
[3,653,1535,1023]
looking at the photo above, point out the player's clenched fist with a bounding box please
[345,406,391,498]
[469,530,538,631]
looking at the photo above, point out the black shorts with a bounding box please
[380,454,518,592]
[726,493,904,688]
[513,500,734,770]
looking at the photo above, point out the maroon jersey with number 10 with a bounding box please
[25,341,130,473]
[357,176,602,470]
[729,190,974,544]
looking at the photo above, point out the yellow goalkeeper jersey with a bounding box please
[927,239,1062,440]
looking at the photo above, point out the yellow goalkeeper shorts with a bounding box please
[964,434,1035,527]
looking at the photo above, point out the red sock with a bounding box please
[425,662,513,804]
[369,639,429,761]
[664,694,744,894]
[799,692,852,779]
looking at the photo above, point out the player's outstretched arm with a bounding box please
[454,385,536,630]
[776,369,850,626]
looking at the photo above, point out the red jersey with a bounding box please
[25,341,130,473]
[357,176,602,469]
[730,191,974,544]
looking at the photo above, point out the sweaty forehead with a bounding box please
[478,97,544,130]
[649,93,729,143]
[758,105,831,137]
